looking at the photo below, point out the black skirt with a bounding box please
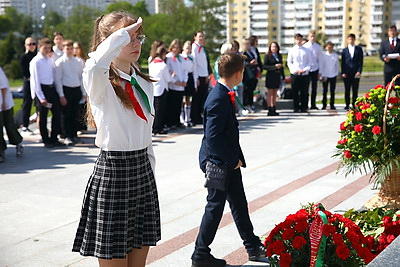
[265,71,282,89]
[72,148,161,259]
[184,72,195,96]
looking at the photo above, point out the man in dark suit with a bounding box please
[379,25,400,86]
[191,53,265,267]
[341,33,364,110]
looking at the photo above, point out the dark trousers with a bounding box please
[291,74,310,111]
[192,168,261,260]
[309,70,319,108]
[61,86,82,139]
[0,108,23,151]
[191,76,208,124]
[166,89,184,127]
[322,77,337,108]
[22,79,33,128]
[36,84,61,144]
[384,71,400,87]
[243,78,258,107]
[343,75,360,108]
[153,89,168,133]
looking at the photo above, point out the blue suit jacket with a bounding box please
[199,82,246,172]
[379,38,400,73]
[341,46,363,75]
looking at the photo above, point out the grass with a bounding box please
[13,98,36,116]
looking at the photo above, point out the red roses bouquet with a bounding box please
[264,203,375,267]
[335,82,400,187]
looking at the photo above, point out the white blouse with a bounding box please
[83,28,155,170]
[166,52,187,92]
[181,52,197,86]
[149,58,175,97]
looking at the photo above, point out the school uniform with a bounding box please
[263,53,285,89]
[149,57,175,133]
[379,37,400,86]
[55,54,85,141]
[341,44,363,108]
[191,41,211,124]
[287,44,312,112]
[30,52,62,145]
[181,52,197,96]
[72,28,161,259]
[166,52,187,127]
[0,67,23,154]
[303,41,323,109]
[320,51,340,109]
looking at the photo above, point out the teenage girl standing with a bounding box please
[181,41,197,127]
[72,12,161,267]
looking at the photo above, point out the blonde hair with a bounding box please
[168,39,182,54]
[86,11,153,127]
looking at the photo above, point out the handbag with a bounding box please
[204,160,228,191]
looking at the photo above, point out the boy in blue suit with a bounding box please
[191,53,265,267]
[341,33,364,110]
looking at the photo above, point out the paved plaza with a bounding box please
[0,102,379,266]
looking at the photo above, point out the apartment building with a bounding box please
[227,0,400,54]
[0,0,158,18]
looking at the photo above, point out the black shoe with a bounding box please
[248,245,266,261]
[191,255,226,267]
[321,106,326,110]
[310,106,319,110]
[153,129,168,135]
[300,109,308,113]
[52,141,66,147]
[294,109,300,113]
[330,106,336,110]
[344,106,350,110]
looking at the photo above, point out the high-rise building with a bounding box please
[0,0,159,19]
[227,0,400,54]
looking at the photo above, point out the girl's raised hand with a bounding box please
[125,17,143,39]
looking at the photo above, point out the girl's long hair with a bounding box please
[86,11,153,127]
[267,41,280,58]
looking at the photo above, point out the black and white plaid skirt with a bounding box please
[72,148,161,259]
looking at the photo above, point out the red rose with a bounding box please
[340,122,346,131]
[365,92,370,98]
[279,252,292,267]
[372,125,381,135]
[295,209,309,220]
[337,139,347,145]
[365,235,376,250]
[356,112,363,121]
[386,83,394,90]
[346,230,359,245]
[292,236,307,250]
[282,228,296,240]
[332,233,344,245]
[389,97,399,104]
[383,216,393,227]
[361,103,371,110]
[374,85,384,89]
[344,150,352,159]
[358,246,375,264]
[336,244,351,260]
[354,124,364,132]
[322,224,336,236]
[272,240,286,255]
[294,220,309,233]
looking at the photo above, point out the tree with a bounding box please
[106,1,150,18]
[42,10,65,38]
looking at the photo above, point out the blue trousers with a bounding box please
[192,168,261,260]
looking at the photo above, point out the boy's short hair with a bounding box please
[38,37,52,47]
[326,41,334,47]
[347,33,356,39]
[218,53,245,79]
[62,39,74,47]
[53,32,64,39]
[294,33,303,40]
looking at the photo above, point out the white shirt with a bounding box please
[0,67,14,111]
[149,58,175,97]
[83,28,155,169]
[303,41,323,72]
[191,41,209,77]
[166,52,187,92]
[348,44,355,58]
[389,37,398,47]
[181,52,198,84]
[55,54,85,97]
[29,52,57,100]
[287,44,312,75]
[52,45,63,61]
[320,51,339,78]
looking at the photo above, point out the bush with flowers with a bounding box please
[334,81,400,188]
[343,207,400,255]
[264,203,375,267]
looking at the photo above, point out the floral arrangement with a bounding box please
[264,203,375,267]
[344,207,400,255]
[334,82,400,187]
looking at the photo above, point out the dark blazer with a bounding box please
[199,82,246,172]
[244,48,263,76]
[263,53,285,88]
[341,46,364,75]
[379,38,400,73]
